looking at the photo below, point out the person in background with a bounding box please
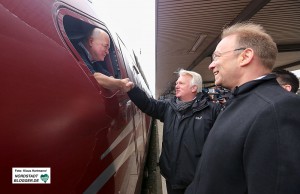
[185,22,300,194]
[273,69,299,93]
[214,85,227,105]
[77,27,129,90]
[123,69,221,194]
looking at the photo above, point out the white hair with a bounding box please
[178,69,203,92]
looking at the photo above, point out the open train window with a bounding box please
[62,15,121,79]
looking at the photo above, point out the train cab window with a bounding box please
[62,15,121,79]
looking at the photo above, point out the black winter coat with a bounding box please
[128,86,220,189]
[186,74,300,194]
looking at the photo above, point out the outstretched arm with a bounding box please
[127,86,166,121]
[93,72,133,91]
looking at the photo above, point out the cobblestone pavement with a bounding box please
[141,120,163,194]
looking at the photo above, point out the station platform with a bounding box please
[141,120,167,194]
[157,121,167,194]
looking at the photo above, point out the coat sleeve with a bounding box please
[127,86,167,121]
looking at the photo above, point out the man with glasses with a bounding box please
[185,22,300,194]
[77,28,129,90]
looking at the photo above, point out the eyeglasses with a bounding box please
[101,43,110,50]
[212,48,246,61]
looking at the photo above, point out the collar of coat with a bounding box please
[169,92,208,112]
[231,73,277,97]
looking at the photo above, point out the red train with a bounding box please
[0,0,153,193]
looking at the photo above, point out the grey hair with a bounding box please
[91,28,109,41]
[84,28,108,43]
[178,69,203,92]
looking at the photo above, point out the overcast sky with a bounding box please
[93,0,156,94]
[292,69,300,78]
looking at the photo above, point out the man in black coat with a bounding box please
[185,22,300,194]
[124,69,220,194]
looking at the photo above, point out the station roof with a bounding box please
[155,0,300,98]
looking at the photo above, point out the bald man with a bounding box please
[77,28,131,90]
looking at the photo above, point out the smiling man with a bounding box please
[77,28,130,90]
[185,22,300,194]
[124,69,220,194]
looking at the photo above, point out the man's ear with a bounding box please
[191,85,198,93]
[282,84,292,92]
[240,48,254,67]
[88,37,93,47]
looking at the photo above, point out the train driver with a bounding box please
[77,27,129,90]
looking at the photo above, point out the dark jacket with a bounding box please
[185,74,300,194]
[128,86,220,189]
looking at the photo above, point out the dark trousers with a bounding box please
[166,181,186,194]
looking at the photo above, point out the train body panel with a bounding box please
[0,0,152,193]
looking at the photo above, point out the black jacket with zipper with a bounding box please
[128,86,220,189]
[185,74,300,194]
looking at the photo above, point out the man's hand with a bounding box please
[120,78,134,92]
[93,73,134,92]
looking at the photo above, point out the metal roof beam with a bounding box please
[187,0,271,71]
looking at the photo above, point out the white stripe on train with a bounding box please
[84,118,144,193]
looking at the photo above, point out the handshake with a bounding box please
[93,72,134,92]
[120,78,135,93]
